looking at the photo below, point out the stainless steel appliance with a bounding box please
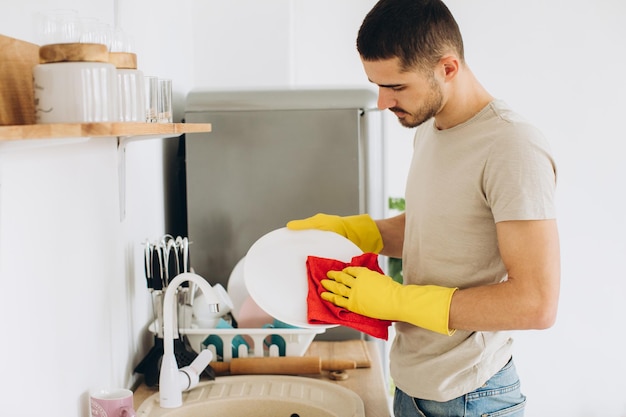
[182,89,385,339]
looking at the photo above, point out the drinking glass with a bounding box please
[144,76,158,123]
[157,78,173,123]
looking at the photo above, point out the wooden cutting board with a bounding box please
[305,340,372,368]
[0,34,39,125]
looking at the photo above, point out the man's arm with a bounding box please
[375,213,406,258]
[449,219,561,331]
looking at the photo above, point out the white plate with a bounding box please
[244,227,362,329]
[226,256,248,321]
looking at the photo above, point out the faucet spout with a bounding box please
[159,272,219,408]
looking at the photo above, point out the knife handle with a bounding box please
[151,245,163,291]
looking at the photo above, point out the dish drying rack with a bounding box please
[188,326,325,362]
[142,234,326,365]
[149,320,325,362]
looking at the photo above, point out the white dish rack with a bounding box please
[149,320,325,362]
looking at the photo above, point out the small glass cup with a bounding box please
[117,70,145,122]
[144,76,158,123]
[157,78,173,123]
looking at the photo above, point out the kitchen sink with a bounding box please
[136,375,365,417]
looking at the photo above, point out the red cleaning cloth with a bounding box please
[306,252,392,340]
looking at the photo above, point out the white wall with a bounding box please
[0,1,181,416]
[1,1,625,416]
[449,2,626,416]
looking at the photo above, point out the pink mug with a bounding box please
[90,388,136,417]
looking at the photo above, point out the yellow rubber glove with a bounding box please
[321,267,457,335]
[286,213,383,254]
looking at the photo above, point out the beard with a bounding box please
[391,76,443,128]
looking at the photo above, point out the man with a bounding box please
[287,0,560,416]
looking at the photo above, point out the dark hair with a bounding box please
[357,0,465,72]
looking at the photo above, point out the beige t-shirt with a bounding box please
[391,100,557,401]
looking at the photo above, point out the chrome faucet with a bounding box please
[159,272,219,408]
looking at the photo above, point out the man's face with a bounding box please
[362,57,443,128]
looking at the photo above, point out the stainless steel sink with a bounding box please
[136,375,365,417]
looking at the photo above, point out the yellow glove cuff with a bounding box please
[400,285,458,336]
[323,266,457,336]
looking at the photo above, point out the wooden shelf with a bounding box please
[0,35,211,145]
[0,122,212,142]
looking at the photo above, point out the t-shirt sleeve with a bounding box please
[484,124,557,222]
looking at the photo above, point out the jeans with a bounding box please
[393,358,526,417]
